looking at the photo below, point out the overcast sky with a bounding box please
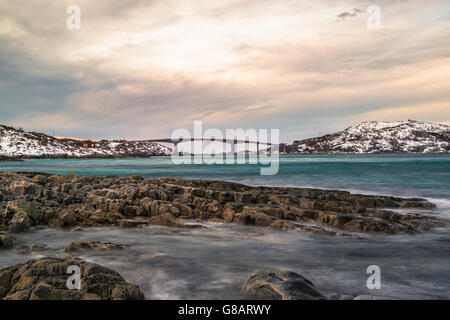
[1,0,449,142]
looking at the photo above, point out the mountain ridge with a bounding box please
[0,125,171,158]
[293,120,450,154]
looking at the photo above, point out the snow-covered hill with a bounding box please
[294,120,450,154]
[0,125,171,157]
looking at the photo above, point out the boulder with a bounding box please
[58,210,76,226]
[5,201,41,233]
[0,234,15,249]
[242,270,326,300]
[0,257,145,300]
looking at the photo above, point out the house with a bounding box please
[75,140,95,148]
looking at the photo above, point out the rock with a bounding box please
[0,173,444,236]
[130,175,143,181]
[10,181,40,196]
[4,201,40,233]
[327,292,340,300]
[119,219,147,228]
[327,292,355,300]
[32,175,47,185]
[59,210,76,226]
[64,241,129,252]
[0,234,15,249]
[149,213,203,229]
[353,294,376,300]
[242,270,326,300]
[17,243,47,253]
[0,257,145,300]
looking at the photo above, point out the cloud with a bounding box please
[0,0,449,142]
[336,8,363,21]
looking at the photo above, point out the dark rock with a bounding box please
[0,257,145,300]
[17,243,47,253]
[0,234,15,249]
[4,200,40,232]
[64,241,129,252]
[242,270,326,300]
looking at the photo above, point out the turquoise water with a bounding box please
[1,154,449,199]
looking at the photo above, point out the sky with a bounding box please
[0,0,449,142]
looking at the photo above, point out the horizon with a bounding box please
[2,118,448,144]
[1,1,450,141]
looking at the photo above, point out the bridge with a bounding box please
[135,138,279,154]
[138,138,278,145]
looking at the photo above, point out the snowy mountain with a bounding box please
[294,120,450,154]
[0,125,171,157]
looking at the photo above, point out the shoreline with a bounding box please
[0,172,445,237]
[0,152,449,162]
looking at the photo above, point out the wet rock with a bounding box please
[0,234,15,248]
[64,241,129,252]
[149,213,203,229]
[17,243,47,253]
[354,294,377,300]
[0,173,443,236]
[0,257,145,300]
[327,292,355,300]
[4,201,40,232]
[58,210,76,226]
[242,270,326,300]
[119,218,148,228]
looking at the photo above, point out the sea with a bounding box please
[1,154,449,299]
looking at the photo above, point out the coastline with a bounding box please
[0,171,449,300]
[1,151,450,162]
[0,171,444,236]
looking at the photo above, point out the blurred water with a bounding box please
[1,223,449,299]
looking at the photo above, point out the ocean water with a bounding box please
[1,155,449,299]
[1,154,449,199]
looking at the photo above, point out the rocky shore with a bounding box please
[0,156,23,162]
[0,172,445,238]
[0,172,447,300]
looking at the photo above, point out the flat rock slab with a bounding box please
[64,241,129,252]
[0,173,445,236]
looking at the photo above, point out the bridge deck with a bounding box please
[137,138,278,145]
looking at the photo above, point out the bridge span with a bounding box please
[135,138,279,146]
[135,138,279,155]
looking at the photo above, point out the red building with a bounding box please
[75,140,95,148]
